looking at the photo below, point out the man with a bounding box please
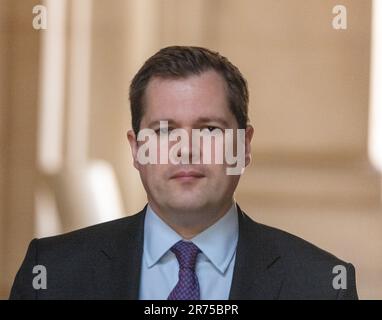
[10,46,358,300]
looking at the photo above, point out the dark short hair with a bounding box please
[129,46,249,135]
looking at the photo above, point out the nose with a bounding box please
[171,128,200,164]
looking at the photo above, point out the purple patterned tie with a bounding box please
[167,240,201,300]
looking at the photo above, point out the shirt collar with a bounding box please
[143,202,239,275]
[191,203,238,274]
[143,205,182,269]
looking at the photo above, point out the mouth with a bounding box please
[170,170,205,182]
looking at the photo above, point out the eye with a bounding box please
[155,127,174,135]
[206,126,219,132]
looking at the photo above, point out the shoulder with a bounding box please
[240,211,348,266]
[259,221,341,264]
[238,211,358,299]
[10,211,145,299]
[39,211,143,243]
[35,210,145,256]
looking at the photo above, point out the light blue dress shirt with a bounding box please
[139,202,239,300]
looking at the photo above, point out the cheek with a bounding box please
[205,166,229,184]
[199,136,225,165]
[138,165,155,186]
[200,134,240,165]
[212,165,240,183]
[139,165,169,189]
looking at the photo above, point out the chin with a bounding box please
[167,197,208,212]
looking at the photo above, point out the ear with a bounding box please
[244,125,254,167]
[127,129,139,170]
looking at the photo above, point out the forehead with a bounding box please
[142,70,234,125]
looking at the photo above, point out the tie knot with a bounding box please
[171,240,200,270]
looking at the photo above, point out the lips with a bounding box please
[171,170,205,179]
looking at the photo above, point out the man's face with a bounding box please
[128,70,253,215]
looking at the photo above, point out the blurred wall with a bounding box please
[0,0,41,298]
[0,0,381,299]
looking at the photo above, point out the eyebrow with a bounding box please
[147,119,176,128]
[196,117,230,127]
[146,117,230,128]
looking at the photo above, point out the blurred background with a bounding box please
[1,0,382,299]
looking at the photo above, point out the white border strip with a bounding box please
[369,0,382,174]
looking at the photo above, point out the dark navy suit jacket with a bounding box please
[10,204,358,299]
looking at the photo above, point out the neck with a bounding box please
[148,199,235,239]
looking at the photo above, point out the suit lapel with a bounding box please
[90,203,284,299]
[229,205,285,300]
[92,206,147,299]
